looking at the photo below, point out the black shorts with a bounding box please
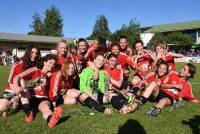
[73,76,80,90]
[121,76,130,90]
[135,73,144,80]
[30,97,50,109]
[56,95,64,105]
[97,93,104,104]
[148,90,174,105]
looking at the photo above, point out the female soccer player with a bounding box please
[131,40,155,95]
[131,62,198,116]
[49,61,80,106]
[119,35,132,56]
[79,54,133,114]
[154,42,183,71]
[0,45,41,118]
[54,40,69,70]
[13,54,62,128]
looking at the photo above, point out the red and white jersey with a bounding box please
[157,54,176,71]
[133,52,154,78]
[120,47,132,56]
[161,71,181,100]
[49,71,74,101]
[86,45,96,61]
[8,60,24,84]
[4,85,13,93]
[118,53,135,77]
[139,71,156,86]
[49,71,63,101]
[20,67,49,98]
[70,52,88,73]
[84,46,96,62]
[140,71,166,88]
[87,45,108,61]
[179,79,195,101]
[104,65,123,90]
[5,61,24,92]
[55,55,68,70]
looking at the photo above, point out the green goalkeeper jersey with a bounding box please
[80,67,108,94]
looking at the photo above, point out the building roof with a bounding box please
[144,20,200,33]
[0,32,75,44]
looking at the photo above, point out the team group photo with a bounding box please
[0,0,200,134]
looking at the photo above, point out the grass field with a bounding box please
[0,63,200,134]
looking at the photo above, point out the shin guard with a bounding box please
[111,96,127,110]
[83,97,106,112]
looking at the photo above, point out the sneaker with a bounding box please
[119,105,133,114]
[169,101,185,111]
[129,100,143,113]
[26,111,34,123]
[151,107,161,116]
[145,107,156,116]
[48,107,62,128]
[145,106,161,116]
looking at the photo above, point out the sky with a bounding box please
[0,0,200,38]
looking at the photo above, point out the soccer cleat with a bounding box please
[145,106,161,116]
[169,100,185,111]
[145,107,156,116]
[128,100,143,113]
[48,107,62,128]
[25,111,34,123]
[119,105,133,114]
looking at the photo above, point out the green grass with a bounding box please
[0,63,200,134]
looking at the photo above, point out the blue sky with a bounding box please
[0,0,200,38]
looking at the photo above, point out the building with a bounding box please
[0,32,75,57]
[140,20,200,46]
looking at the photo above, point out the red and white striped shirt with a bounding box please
[5,61,24,92]
[133,52,154,78]
[8,60,24,84]
[20,67,49,98]
[49,71,74,101]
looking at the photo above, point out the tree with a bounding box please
[149,32,194,50]
[127,18,141,43]
[90,15,111,39]
[43,6,63,37]
[167,32,194,50]
[28,12,44,35]
[149,32,167,45]
[28,6,64,37]
[167,32,193,46]
[111,19,140,44]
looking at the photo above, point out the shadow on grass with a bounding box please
[118,119,146,134]
[182,115,200,134]
[57,116,71,125]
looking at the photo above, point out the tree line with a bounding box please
[29,5,194,48]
